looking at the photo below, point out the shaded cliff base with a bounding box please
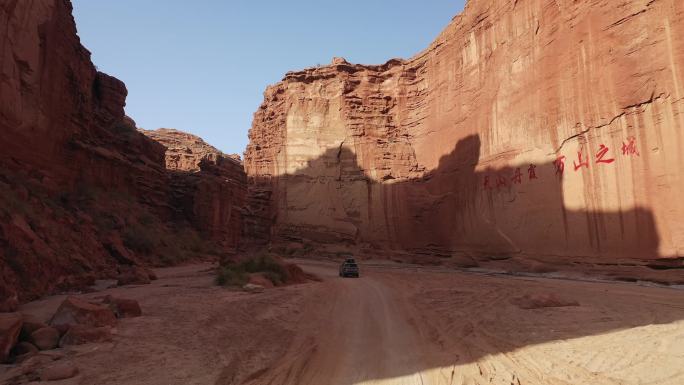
[0,161,225,312]
[254,135,684,286]
[0,119,246,312]
[273,233,684,287]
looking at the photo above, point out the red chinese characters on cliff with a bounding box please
[595,144,615,164]
[511,168,523,184]
[622,137,640,156]
[483,165,539,191]
[481,137,640,191]
[573,150,589,171]
[554,156,566,175]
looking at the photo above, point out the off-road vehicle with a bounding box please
[339,257,360,278]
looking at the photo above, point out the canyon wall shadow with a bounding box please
[238,135,684,384]
[257,134,663,265]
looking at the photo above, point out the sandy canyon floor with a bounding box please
[2,260,683,385]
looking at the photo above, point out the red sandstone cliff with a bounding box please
[0,0,245,309]
[140,128,242,172]
[140,129,246,250]
[245,0,684,275]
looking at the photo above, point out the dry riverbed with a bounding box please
[2,260,683,385]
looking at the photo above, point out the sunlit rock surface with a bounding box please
[245,0,684,273]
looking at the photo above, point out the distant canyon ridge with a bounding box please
[1,0,683,308]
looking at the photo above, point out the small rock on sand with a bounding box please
[41,362,79,381]
[248,274,275,288]
[242,283,265,293]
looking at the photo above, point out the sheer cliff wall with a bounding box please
[0,0,245,308]
[245,0,684,266]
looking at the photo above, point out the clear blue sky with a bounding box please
[72,1,466,155]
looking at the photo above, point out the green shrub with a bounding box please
[215,266,248,287]
[263,271,284,286]
[216,254,289,287]
[156,226,216,266]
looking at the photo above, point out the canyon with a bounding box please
[1,0,683,311]
[1,0,684,383]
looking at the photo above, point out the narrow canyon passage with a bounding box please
[10,261,682,385]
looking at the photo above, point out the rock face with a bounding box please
[141,128,242,172]
[245,0,684,271]
[141,129,247,249]
[0,0,246,306]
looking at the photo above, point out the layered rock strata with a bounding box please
[140,128,242,172]
[0,0,245,308]
[141,129,246,249]
[245,0,684,275]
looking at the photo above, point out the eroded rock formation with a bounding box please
[141,129,246,250]
[0,0,245,308]
[141,128,242,172]
[245,0,684,275]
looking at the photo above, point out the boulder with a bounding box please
[53,323,70,337]
[11,341,39,363]
[0,313,22,363]
[59,325,112,347]
[49,297,117,328]
[248,274,275,289]
[29,327,60,350]
[13,341,38,356]
[103,296,142,318]
[41,362,79,381]
[242,284,265,293]
[20,315,48,338]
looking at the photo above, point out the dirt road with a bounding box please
[5,260,684,385]
[246,263,437,385]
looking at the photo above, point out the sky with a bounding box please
[71,1,466,155]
